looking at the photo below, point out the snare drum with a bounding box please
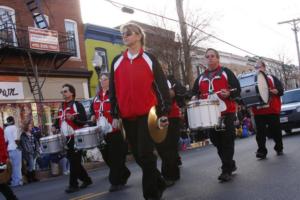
[238,71,269,107]
[40,134,63,154]
[74,126,102,150]
[187,99,221,130]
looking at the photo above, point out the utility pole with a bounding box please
[278,18,300,69]
[176,0,193,89]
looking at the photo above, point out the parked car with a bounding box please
[280,88,300,134]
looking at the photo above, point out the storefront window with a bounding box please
[0,102,61,135]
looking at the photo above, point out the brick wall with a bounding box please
[0,0,87,72]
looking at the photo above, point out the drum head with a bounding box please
[257,72,269,103]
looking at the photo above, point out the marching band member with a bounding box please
[90,73,131,192]
[52,84,92,193]
[110,23,171,200]
[252,60,284,159]
[156,62,187,187]
[0,126,18,200]
[191,48,241,182]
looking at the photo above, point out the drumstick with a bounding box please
[202,88,237,96]
[214,88,237,94]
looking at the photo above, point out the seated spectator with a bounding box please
[50,153,69,175]
[179,131,191,151]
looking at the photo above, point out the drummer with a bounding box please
[191,48,241,182]
[252,60,284,159]
[89,73,131,192]
[52,84,92,193]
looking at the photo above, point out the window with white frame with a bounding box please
[33,13,49,29]
[64,19,80,58]
[94,48,109,72]
[0,6,17,46]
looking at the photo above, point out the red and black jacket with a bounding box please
[90,90,118,133]
[252,74,283,115]
[167,75,187,119]
[0,127,8,164]
[110,48,171,119]
[192,66,241,115]
[53,101,87,136]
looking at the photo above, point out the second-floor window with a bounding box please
[64,19,80,59]
[0,6,17,46]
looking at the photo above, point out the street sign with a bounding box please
[28,27,60,52]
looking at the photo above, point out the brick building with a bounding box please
[0,0,91,132]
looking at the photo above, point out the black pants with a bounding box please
[123,115,165,200]
[254,114,283,154]
[156,118,180,181]
[209,113,236,173]
[67,138,91,187]
[0,184,18,200]
[100,131,131,186]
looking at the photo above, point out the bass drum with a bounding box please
[238,71,269,107]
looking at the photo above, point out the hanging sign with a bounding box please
[28,27,60,52]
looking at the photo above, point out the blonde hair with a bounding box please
[120,23,145,46]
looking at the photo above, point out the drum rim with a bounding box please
[256,71,270,104]
[40,134,62,141]
[239,70,270,106]
[187,99,219,107]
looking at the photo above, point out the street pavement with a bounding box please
[7,132,300,200]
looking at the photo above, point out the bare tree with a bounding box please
[278,54,300,89]
[146,1,213,88]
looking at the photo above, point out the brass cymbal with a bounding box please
[148,106,168,143]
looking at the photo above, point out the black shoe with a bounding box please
[218,172,231,182]
[121,169,131,185]
[65,186,79,193]
[256,152,267,159]
[165,180,175,187]
[32,171,39,182]
[230,165,237,174]
[177,157,182,166]
[79,179,93,189]
[276,151,284,156]
[109,185,124,192]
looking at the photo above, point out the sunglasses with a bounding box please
[205,54,216,59]
[60,90,69,94]
[121,31,134,37]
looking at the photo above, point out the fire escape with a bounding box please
[0,0,76,129]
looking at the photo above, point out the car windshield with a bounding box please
[282,90,300,104]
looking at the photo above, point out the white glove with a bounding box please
[191,96,197,101]
[112,118,120,129]
[157,116,169,129]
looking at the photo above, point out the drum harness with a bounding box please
[200,74,236,132]
[60,104,78,150]
[95,95,110,149]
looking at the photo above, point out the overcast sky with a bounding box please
[80,0,300,65]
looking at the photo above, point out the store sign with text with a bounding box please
[28,27,60,52]
[0,82,24,100]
